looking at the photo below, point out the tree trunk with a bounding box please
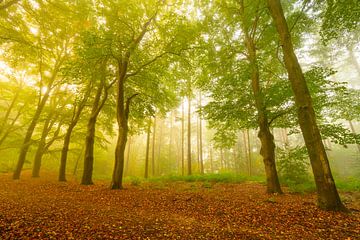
[13,89,51,180]
[181,100,185,176]
[240,0,282,193]
[267,0,345,210]
[151,116,157,177]
[124,136,131,177]
[59,124,75,182]
[112,126,127,189]
[144,119,151,179]
[81,115,96,185]
[210,146,213,173]
[32,117,52,178]
[81,61,109,185]
[157,118,163,175]
[168,111,173,173]
[187,96,192,176]
[199,92,204,174]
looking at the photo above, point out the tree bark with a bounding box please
[267,0,345,210]
[13,88,51,179]
[32,117,52,178]
[187,96,192,176]
[151,116,157,177]
[199,92,204,174]
[59,124,75,182]
[59,89,89,182]
[181,100,185,176]
[240,0,282,194]
[144,119,151,179]
[111,14,154,189]
[13,57,62,180]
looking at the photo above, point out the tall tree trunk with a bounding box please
[267,0,345,210]
[144,119,151,179]
[210,146,213,173]
[168,111,173,173]
[187,96,192,176]
[73,146,84,176]
[111,14,154,189]
[247,129,252,176]
[13,57,62,180]
[151,116,157,177]
[125,136,131,177]
[32,117,52,178]
[220,148,224,170]
[13,89,51,179]
[59,89,89,182]
[59,124,75,182]
[81,115,97,185]
[240,0,282,193]
[199,92,204,174]
[157,118,163,175]
[181,100,185,176]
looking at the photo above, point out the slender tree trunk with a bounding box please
[187,96,192,176]
[60,90,90,182]
[13,90,51,180]
[220,148,224,170]
[59,125,74,182]
[151,116,157,177]
[168,111,173,173]
[349,121,360,154]
[32,117,52,178]
[81,116,96,185]
[125,136,131,177]
[267,0,345,210]
[73,146,84,176]
[81,60,110,185]
[144,119,151,178]
[240,1,282,193]
[210,146,213,173]
[111,15,154,189]
[247,129,252,176]
[157,118,163,175]
[199,92,204,174]
[181,101,185,176]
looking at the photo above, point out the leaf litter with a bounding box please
[0,172,359,239]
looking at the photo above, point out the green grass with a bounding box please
[335,177,360,192]
[147,173,265,184]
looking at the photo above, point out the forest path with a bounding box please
[0,172,359,239]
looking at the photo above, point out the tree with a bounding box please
[59,85,91,182]
[81,58,113,185]
[267,0,345,211]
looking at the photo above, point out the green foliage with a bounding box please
[277,146,310,185]
[320,0,360,43]
[319,123,360,146]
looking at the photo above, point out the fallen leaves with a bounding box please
[0,172,359,239]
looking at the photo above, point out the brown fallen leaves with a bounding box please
[0,172,359,240]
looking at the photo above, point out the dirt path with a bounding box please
[0,172,359,239]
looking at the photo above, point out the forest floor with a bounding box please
[0,172,359,240]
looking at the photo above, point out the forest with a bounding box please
[0,0,360,239]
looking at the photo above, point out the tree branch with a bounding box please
[0,0,20,10]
